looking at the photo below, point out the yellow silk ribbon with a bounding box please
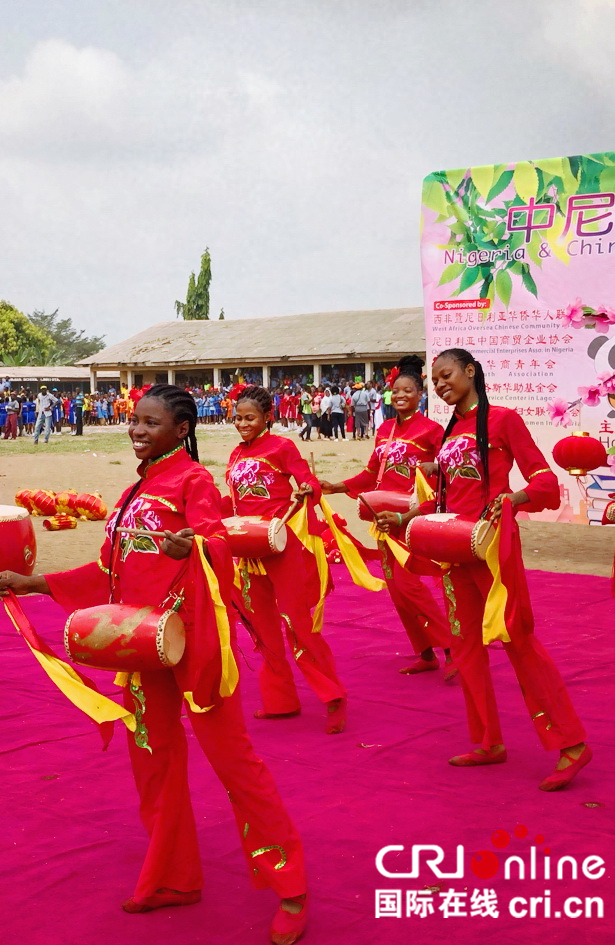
[184,692,214,714]
[193,535,240,701]
[1,602,137,731]
[239,558,267,576]
[233,558,266,591]
[414,466,435,505]
[368,521,411,568]
[482,522,511,645]
[287,502,329,632]
[318,497,385,593]
[114,671,141,689]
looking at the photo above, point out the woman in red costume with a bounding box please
[226,386,347,734]
[377,349,591,791]
[319,356,453,676]
[0,385,308,945]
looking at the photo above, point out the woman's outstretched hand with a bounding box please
[0,571,50,596]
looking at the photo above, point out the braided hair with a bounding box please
[436,348,490,499]
[236,385,273,415]
[141,384,199,462]
[396,354,424,392]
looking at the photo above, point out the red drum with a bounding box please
[405,513,496,564]
[357,490,416,522]
[64,604,185,672]
[223,516,287,557]
[0,505,37,575]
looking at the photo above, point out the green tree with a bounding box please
[28,308,106,362]
[175,248,212,320]
[0,300,55,364]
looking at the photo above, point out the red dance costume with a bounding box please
[343,413,451,655]
[433,405,586,751]
[287,395,299,422]
[45,446,306,902]
[226,431,345,715]
[279,394,291,421]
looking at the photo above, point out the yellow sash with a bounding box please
[2,605,136,732]
[319,497,385,593]
[483,521,511,644]
[287,502,330,632]
[187,535,240,707]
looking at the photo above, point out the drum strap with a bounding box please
[226,453,246,515]
[375,422,398,487]
[435,467,444,512]
[109,479,144,599]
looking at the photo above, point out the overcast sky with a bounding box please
[1,0,612,346]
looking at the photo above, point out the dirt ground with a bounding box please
[1,423,613,576]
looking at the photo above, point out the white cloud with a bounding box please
[0,3,612,343]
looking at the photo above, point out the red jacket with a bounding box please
[343,413,443,496]
[225,431,321,524]
[433,405,560,518]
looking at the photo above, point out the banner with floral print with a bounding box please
[421,152,615,523]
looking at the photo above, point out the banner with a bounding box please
[421,152,615,523]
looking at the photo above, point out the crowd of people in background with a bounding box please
[0,371,429,445]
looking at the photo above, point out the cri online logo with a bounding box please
[376,825,605,881]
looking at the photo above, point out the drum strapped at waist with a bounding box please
[64,526,189,674]
[223,515,287,557]
[357,490,416,522]
[405,512,496,564]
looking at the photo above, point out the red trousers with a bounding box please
[237,533,346,714]
[123,669,306,900]
[380,543,451,654]
[444,560,586,751]
[3,414,17,438]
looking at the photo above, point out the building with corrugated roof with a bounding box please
[0,366,119,394]
[81,307,425,389]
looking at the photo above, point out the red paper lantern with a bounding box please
[552,432,608,477]
[43,513,78,531]
[29,489,58,516]
[73,493,107,521]
[15,489,36,513]
[55,489,79,514]
[602,496,615,525]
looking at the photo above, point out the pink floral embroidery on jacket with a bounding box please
[106,497,163,560]
[375,440,418,479]
[229,458,274,499]
[438,436,482,482]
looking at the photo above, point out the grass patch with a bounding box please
[0,431,132,456]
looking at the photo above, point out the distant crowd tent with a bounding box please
[80,308,426,389]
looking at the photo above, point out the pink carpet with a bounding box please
[1,568,613,944]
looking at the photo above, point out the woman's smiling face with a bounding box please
[128,396,188,461]
[391,375,421,418]
[431,355,476,408]
[234,399,269,443]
